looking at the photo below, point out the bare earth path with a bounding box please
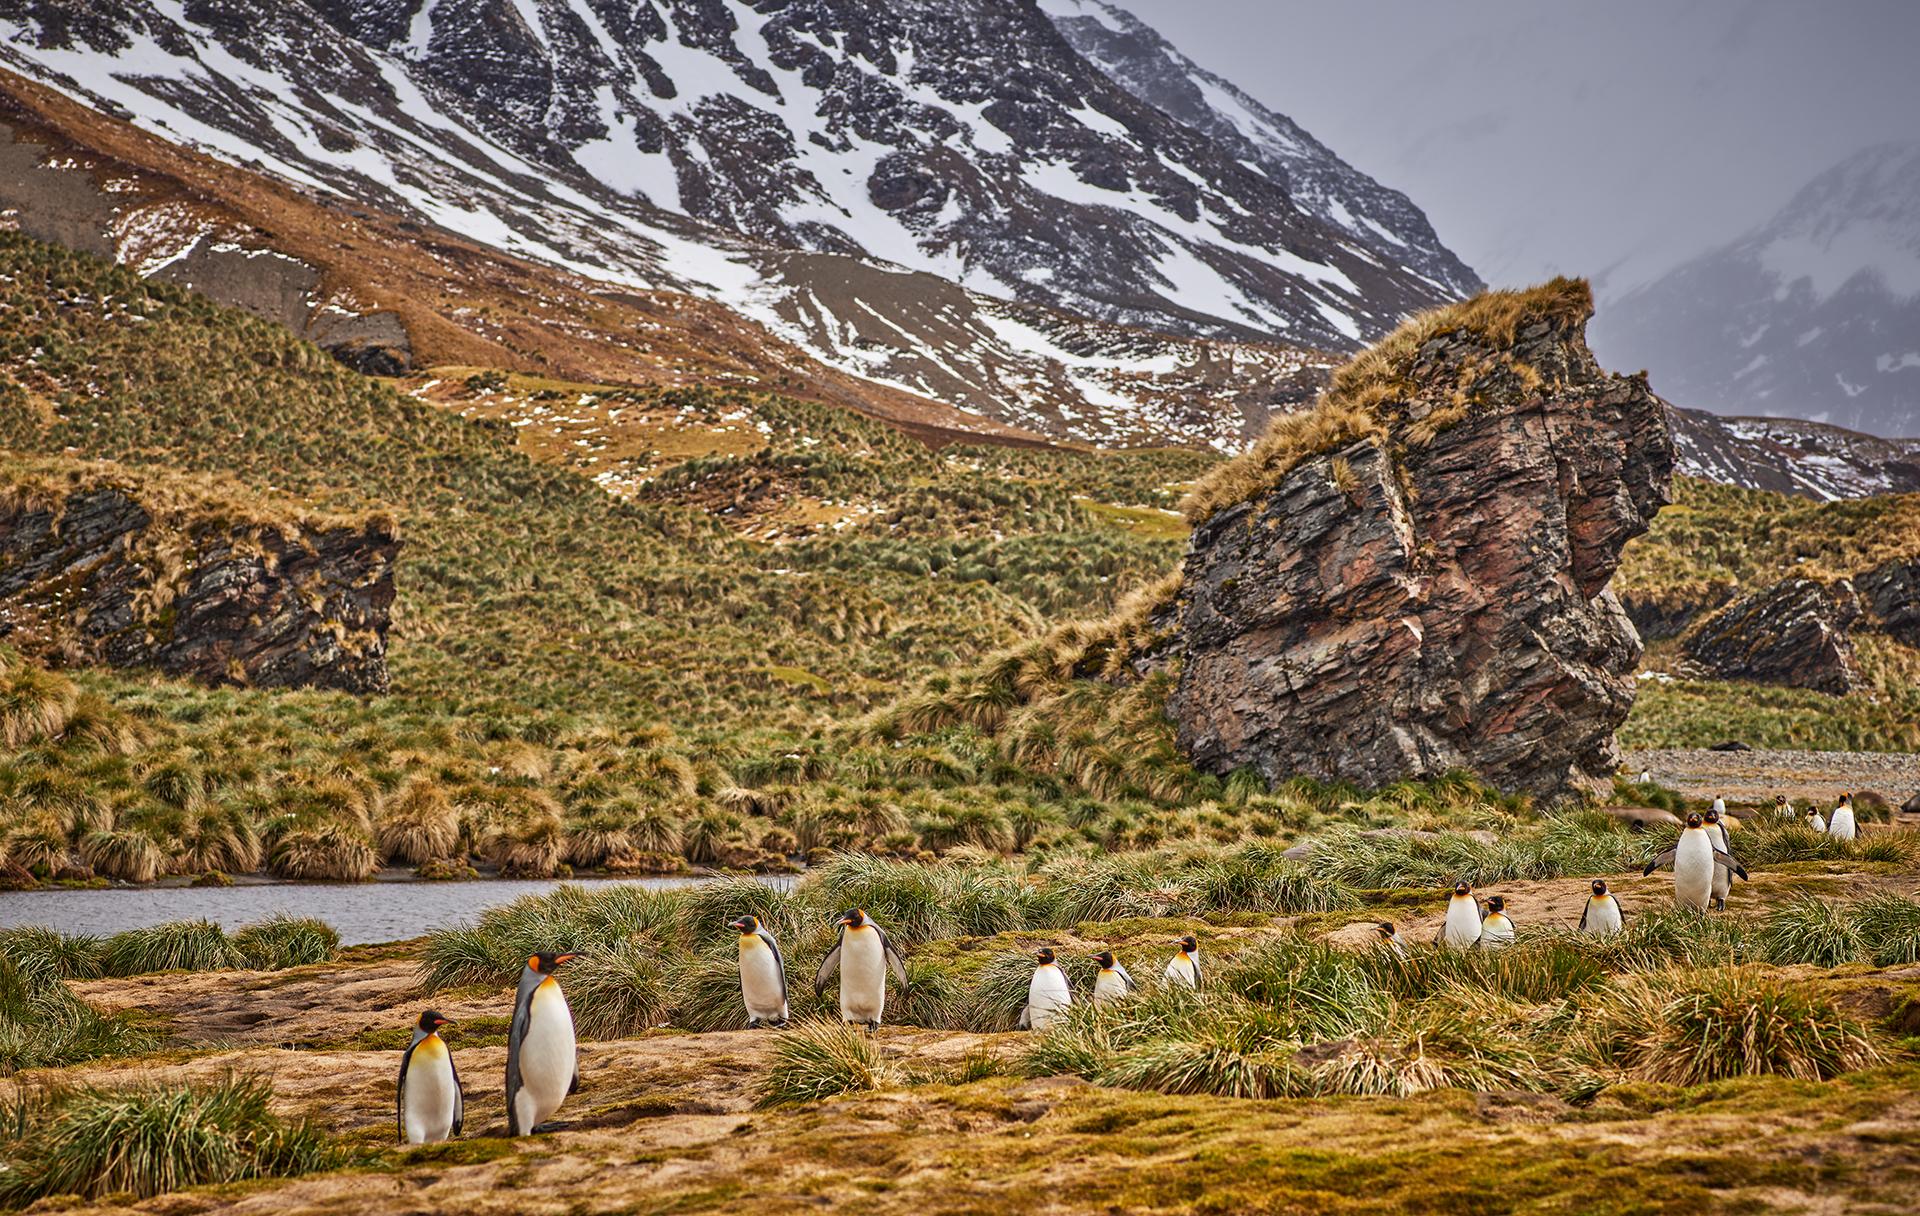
[1629,747,1920,809]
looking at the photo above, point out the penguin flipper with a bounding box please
[396,1039,413,1144]
[1713,852,1749,881]
[877,926,910,990]
[1578,902,1590,932]
[450,1055,464,1137]
[505,971,536,1136]
[759,928,789,1006]
[1016,1004,1031,1030]
[813,938,843,996]
[1643,847,1678,876]
[1116,962,1137,992]
[569,1067,580,1096]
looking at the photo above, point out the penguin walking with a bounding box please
[1163,934,1201,989]
[731,915,789,1029]
[506,952,578,1136]
[1017,947,1072,1030]
[397,1010,462,1145]
[1436,882,1482,950]
[1702,809,1735,911]
[1479,896,1515,950]
[814,908,908,1031]
[1644,813,1748,911]
[1091,951,1136,1005]
[1829,793,1857,841]
[1578,879,1623,935]
[1806,806,1828,834]
[1374,922,1410,960]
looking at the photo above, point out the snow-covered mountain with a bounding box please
[0,0,1477,445]
[1594,142,1920,438]
[1667,406,1920,500]
[1040,0,1480,304]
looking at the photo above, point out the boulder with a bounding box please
[1681,578,1862,694]
[0,462,396,693]
[1851,558,1920,646]
[1161,280,1673,799]
[1599,805,1683,830]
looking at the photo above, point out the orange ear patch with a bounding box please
[527,954,540,970]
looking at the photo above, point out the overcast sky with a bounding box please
[1118,0,1920,298]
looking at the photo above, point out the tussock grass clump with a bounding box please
[804,855,1032,945]
[755,1019,901,1108]
[1850,893,1920,965]
[267,823,380,881]
[375,780,460,865]
[0,957,155,1074]
[1580,969,1883,1084]
[1587,908,1750,971]
[1311,992,1566,1097]
[0,926,103,981]
[231,916,339,971]
[1758,896,1865,967]
[1357,939,1609,1004]
[78,827,165,883]
[417,884,689,992]
[101,920,247,977]
[0,1074,339,1204]
[564,938,674,1038]
[1300,817,1632,891]
[1221,938,1387,1040]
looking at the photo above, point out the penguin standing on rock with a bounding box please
[397,1010,462,1145]
[1479,896,1515,949]
[731,915,789,1029]
[1164,935,1202,989]
[1092,951,1136,1005]
[1644,813,1747,911]
[814,908,909,1031]
[506,952,578,1136]
[1436,882,1482,950]
[1018,948,1072,1030]
[1374,922,1410,960]
[1579,880,1623,935]
[1829,793,1857,841]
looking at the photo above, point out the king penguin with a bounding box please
[1644,813,1748,911]
[1479,895,1515,949]
[1374,922,1410,960]
[1578,879,1623,935]
[397,1009,462,1145]
[1164,934,1201,989]
[1091,950,1136,1005]
[1806,805,1828,833]
[1829,793,1857,841]
[1436,882,1482,950]
[1702,808,1735,910]
[506,951,578,1136]
[731,915,789,1029]
[1018,947,1072,1030]
[1711,795,1726,818]
[1772,794,1794,821]
[814,908,909,1031]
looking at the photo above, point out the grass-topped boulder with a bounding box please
[1157,279,1675,798]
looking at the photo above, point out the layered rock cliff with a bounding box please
[1160,280,1675,798]
[0,461,396,692]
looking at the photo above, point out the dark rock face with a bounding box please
[1165,300,1674,798]
[1852,559,1920,646]
[1681,578,1862,694]
[0,476,396,693]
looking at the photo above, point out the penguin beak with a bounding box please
[553,953,578,966]
[435,1017,454,1028]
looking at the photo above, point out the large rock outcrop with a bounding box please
[1162,280,1674,798]
[0,461,396,692]
[1853,558,1920,647]
[1681,578,1863,694]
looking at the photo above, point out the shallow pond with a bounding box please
[0,872,791,945]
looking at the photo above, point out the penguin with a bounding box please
[1479,895,1515,950]
[1702,809,1735,910]
[397,1010,462,1145]
[1435,882,1482,950]
[1806,806,1828,834]
[1017,947,1071,1030]
[1773,794,1794,822]
[1578,879,1623,935]
[1091,950,1136,1005]
[814,908,908,1030]
[1638,769,1652,785]
[505,952,578,1136]
[1711,795,1726,818]
[1374,921,1410,960]
[1828,793,1857,841]
[1163,934,1201,989]
[1643,813,1748,911]
[731,915,789,1029]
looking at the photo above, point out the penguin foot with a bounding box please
[771,1018,789,1029]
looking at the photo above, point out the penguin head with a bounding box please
[526,951,577,974]
[836,908,868,929]
[1093,950,1116,969]
[1838,792,1852,807]
[730,915,761,935]
[1703,808,1721,824]
[1684,812,1703,829]
[1591,879,1608,897]
[1034,947,1056,966]
[1374,922,1397,939]
[415,1009,453,1034]
[1485,895,1506,914]
[1451,881,1472,899]
[1175,934,1198,953]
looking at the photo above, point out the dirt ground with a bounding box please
[1630,747,1920,809]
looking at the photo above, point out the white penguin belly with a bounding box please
[1583,898,1622,935]
[1673,835,1715,910]
[739,941,787,1022]
[515,981,576,1130]
[1027,967,1071,1029]
[1093,970,1129,1005]
[403,1039,458,1144]
[839,929,887,1024]
[1480,915,1514,948]
[1164,954,1197,987]
[1829,809,1856,841]
[1443,902,1482,949]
